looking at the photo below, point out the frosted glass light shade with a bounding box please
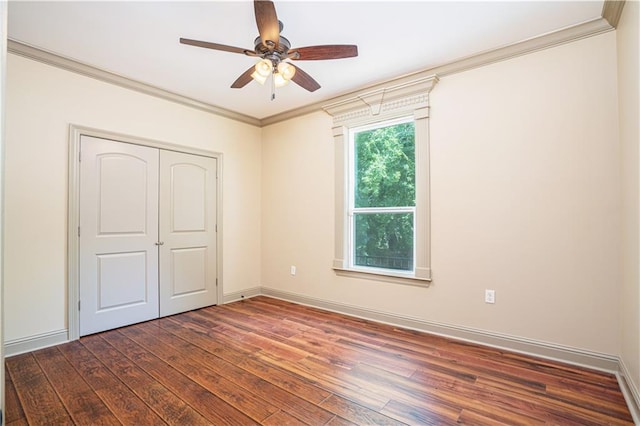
[250,71,267,85]
[277,62,296,81]
[254,59,272,78]
[273,72,289,87]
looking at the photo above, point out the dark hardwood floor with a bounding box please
[5,296,634,425]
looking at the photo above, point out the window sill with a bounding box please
[333,267,431,287]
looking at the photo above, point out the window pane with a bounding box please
[354,212,414,271]
[354,122,415,208]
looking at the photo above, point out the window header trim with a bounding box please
[323,75,438,127]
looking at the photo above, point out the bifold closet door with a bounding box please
[79,136,160,336]
[159,150,218,316]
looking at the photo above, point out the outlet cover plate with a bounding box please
[485,289,495,304]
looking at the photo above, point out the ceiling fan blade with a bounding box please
[180,38,255,56]
[291,65,321,92]
[231,66,256,88]
[289,45,358,60]
[254,0,280,49]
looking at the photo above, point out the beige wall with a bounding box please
[2,17,631,366]
[618,0,640,397]
[262,32,621,354]
[1,0,7,409]
[4,54,262,342]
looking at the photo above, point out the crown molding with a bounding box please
[7,39,261,127]
[262,16,614,126]
[602,0,626,28]
[8,10,618,129]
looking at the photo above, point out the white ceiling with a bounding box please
[8,1,605,120]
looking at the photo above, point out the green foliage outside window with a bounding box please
[353,121,415,271]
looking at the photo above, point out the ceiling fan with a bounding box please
[180,0,358,97]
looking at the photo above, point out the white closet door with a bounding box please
[79,136,160,336]
[159,150,218,316]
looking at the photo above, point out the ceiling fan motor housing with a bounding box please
[254,35,291,59]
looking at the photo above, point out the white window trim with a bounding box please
[323,75,438,286]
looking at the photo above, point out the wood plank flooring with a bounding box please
[5,296,634,425]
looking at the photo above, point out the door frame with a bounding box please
[67,124,223,341]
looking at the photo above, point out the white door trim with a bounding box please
[67,124,223,341]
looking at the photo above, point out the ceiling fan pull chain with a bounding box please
[271,73,276,101]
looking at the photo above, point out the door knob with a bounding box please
[155,241,164,246]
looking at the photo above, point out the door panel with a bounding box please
[171,247,207,295]
[97,155,149,234]
[160,150,217,316]
[97,251,148,309]
[171,164,207,232]
[79,136,159,336]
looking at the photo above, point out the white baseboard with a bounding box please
[258,286,640,421]
[260,286,619,372]
[223,286,262,304]
[2,286,259,357]
[5,286,638,421]
[4,329,68,357]
[618,358,640,424]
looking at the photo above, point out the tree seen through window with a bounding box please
[352,120,415,271]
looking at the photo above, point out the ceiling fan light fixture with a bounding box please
[250,70,268,85]
[273,71,289,88]
[254,58,273,78]
[277,61,296,81]
[181,1,358,93]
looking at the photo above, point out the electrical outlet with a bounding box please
[485,289,496,304]
[290,265,297,276]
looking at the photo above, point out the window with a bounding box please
[324,75,438,285]
[349,118,416,274]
